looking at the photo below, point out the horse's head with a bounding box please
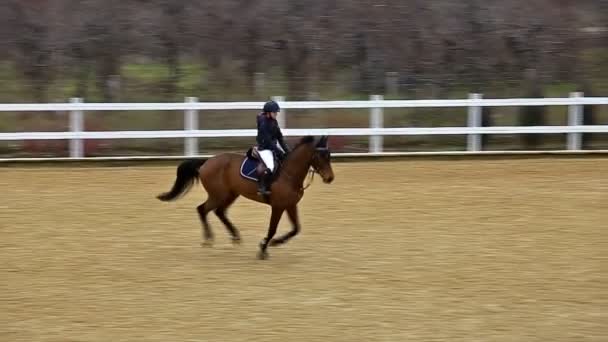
[283,135,335,186]
[311,136,334,184]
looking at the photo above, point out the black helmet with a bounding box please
[263,100,280,113]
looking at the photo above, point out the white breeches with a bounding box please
[258,150,275,172]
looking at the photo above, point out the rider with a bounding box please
[256,100,290,195]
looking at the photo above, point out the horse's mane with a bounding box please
[283,135,320,164]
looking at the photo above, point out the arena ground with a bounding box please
[1,157,605,341]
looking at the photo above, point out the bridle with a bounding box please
[281,146,328,192]
[303,147,329,191]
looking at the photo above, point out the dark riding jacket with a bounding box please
[256,112,289,155]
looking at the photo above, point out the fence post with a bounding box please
[567,92,583,150]
[184,97,199,156]
[369,94,384,153]
[69,97,84,158]
[467,93,482,151]
[272,96,286,129]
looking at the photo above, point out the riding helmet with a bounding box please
[263,100,280,113]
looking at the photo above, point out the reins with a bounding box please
[301,147,327,191]
[302,168,316,191]
[281,146,325,192]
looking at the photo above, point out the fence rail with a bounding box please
[1,97,607,112]
[1,93,607,159]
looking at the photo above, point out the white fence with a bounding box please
[1,93,607,160]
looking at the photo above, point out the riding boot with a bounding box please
[257,169,272,196]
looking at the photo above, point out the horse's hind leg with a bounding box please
[197,198,220,246]
[214,194,241,244]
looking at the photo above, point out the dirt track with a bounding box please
[1,158,606,341]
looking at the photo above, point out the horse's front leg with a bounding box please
[258,207,284,260]
[270,205,300,247]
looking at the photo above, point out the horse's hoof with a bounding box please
[201,240,214,247]
[231,237,242,245]
[257,250,268,260]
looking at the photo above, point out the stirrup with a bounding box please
[257,186,271,196]
[258,179,271,194]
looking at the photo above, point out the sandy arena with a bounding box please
[1,157,606,341]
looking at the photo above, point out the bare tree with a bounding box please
[0,0,604,102]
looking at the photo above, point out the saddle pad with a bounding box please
[240,157,260,181]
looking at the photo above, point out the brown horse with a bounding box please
[156,135,335,259]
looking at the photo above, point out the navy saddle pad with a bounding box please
[240,157,260,181]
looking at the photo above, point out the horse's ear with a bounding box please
[322,135,329,147]
[316,135,327,147]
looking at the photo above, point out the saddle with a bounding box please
[240,146,283,182]
[246,146,262,160]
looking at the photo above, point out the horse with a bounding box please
[156,135,335,259]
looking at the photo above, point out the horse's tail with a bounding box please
[156,159,207,202]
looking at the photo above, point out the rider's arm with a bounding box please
[276,128,291,154]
